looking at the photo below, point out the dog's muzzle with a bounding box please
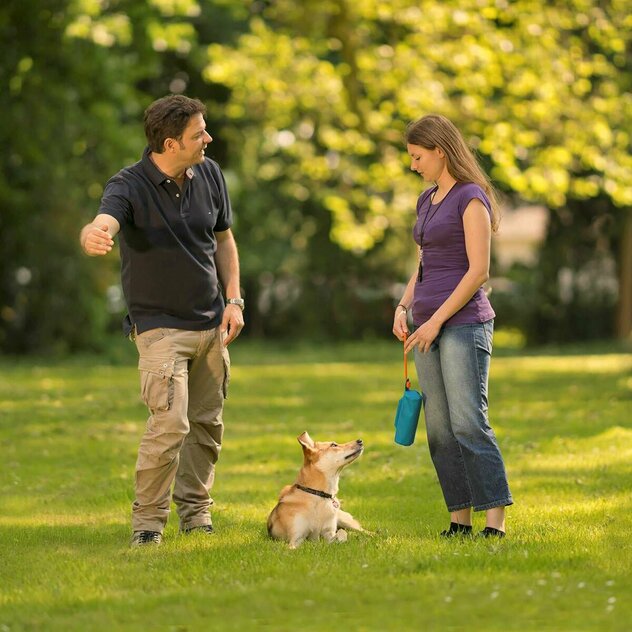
[344,439,364,460]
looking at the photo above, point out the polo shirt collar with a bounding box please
[141,146,196,185]
[142,147,167,186]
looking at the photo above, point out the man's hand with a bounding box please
[220,303,244,346]
[82,223,115,256]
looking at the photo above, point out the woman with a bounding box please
[393,114,512,538]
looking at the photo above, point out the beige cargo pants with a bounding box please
[131,327,230,534]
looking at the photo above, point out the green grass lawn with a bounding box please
[1,339,631,631]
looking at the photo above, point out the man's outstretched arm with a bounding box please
[80,214,121,256]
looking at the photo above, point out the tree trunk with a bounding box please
[616,209,632,340]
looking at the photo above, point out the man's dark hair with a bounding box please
[144,95,207,153]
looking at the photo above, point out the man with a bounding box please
[80,95,244,546]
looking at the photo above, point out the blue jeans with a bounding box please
[413,320,513,512]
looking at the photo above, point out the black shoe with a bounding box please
[182,524,214,535]
[440,522,472,537]
[478,526,505,538]
[131,530,162,546]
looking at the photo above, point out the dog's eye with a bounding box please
[330,442,338,447]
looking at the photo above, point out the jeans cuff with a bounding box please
[446,501,474,512]
[473,497,514,512]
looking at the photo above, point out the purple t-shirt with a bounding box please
[412,182,495,327]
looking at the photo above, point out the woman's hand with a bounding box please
[404,317,442,354]
[392,306,409,341]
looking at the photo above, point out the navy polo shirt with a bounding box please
[99,147,233,336]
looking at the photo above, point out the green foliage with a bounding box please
[493,194,624,345]
[205,0,632,339]
[1,342,631,629]
[0,0,145,352]
[1,0,630,351]
[0,0,241,352]
[207,0,631,227]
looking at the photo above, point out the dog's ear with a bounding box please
[297,431,315,450]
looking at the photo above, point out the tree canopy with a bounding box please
[206,0,631,245]
[1,0,630,352]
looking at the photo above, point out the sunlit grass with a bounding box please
[0,340,631,630]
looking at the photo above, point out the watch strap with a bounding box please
[226,298,245,310]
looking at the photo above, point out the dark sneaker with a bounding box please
[131,530,162,546]
[440,522,472,537]
[478,526,506,538]
[182,524,214,535]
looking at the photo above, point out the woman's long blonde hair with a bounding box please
[405,114,501,231]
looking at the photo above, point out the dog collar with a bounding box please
[295,484,333,500]
[295,484,341,509]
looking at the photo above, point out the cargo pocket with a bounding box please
[138,357,175,411]
[136,328,169,348]
[221,344,231,399]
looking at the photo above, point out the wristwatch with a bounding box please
[226,298,245,311]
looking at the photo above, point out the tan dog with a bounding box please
[267,431,368,548]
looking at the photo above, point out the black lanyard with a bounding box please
[417,183,456,282]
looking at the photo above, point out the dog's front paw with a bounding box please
[334,528,348,543]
